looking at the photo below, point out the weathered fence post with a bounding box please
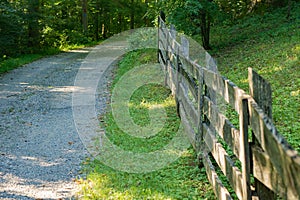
[160,11,165,22]
[197,67,205,163]
[205,52,217,105]
[178,36,189,118]
[248,68,272,120]
[174,34,181,116]
[170,24,176,39]
[248,68,277,200]
[157,11,165,65]
[181,36,189,59]
[157,13,161,64]
[205,52,217,72]
[240,98,251,200]
[167,24,177,95]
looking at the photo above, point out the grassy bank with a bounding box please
[210,3,300,151]
[78,4,299,198]
[77,49,215,199]
[0,42,100,74]
[0,49,62,74]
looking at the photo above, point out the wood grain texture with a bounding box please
[158,18,300,199]
[202,151,234,200]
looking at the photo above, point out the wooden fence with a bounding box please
[157,14,300,200]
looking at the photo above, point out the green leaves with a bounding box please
[185,0,204,15]
[0,0,159,60]
[0,1,24,58]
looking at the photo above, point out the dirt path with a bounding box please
[0,50,93,199]
[0,31,132,199]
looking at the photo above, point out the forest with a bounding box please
[0,0,297,61]
[1,0,299,199]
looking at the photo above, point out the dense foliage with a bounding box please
[157,0,296,49]
[1,0,297,60]
[0,0,156,61]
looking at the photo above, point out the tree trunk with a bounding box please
[144,0,150,26]
[28,0,40,49]
[200,11,211,50]
[118,13,123,33]
[95,0,100,40]
[95,12,99,40]
[130,0,135,29]
[82,0,88,34]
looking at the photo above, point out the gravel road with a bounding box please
[0,49,93,199]
[0,30,140,199]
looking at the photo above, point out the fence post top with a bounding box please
[180,36,189,59]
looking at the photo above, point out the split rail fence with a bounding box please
[157,14,300,200]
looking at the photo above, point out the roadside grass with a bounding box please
[0,41,101,74]
[78,4,300,198]
[210,3,300,151]
[0,54,46,74]
[77,49,215,199]
[79,150,214,200]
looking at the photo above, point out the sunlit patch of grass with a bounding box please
[77,49,215,199]
[0,54,44,74]
[291,90,300,97]
[104,94,180,153]
[78,149,215,200]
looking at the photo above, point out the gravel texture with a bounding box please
[0,50,93,199]
[0,31,131,199]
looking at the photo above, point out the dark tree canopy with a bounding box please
[0,0,156,60]
[0,0,296,59]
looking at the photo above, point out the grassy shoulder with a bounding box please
[210,3,300,151]
[0,41,101,74]
[77,49,215,199]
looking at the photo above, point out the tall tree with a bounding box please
[159,0,217,50]
[27,0,40,49]
[1,0,157,58]
[130,0,135,29]
[82,0,88,34]
[0,0,24,58]
[199,3,212,50]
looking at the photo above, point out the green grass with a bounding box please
[78,151,215,200]
[78,4,300,197]
[210,3,300,151]
[0,41,102,74]
[105,87,181,153]
[0,53,48,74]
[77,49,215,199]
[0,47,62,74]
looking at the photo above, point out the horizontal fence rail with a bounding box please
[157,14,300,200]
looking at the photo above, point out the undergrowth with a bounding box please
[210,3,300,151]
[77,49,215,199]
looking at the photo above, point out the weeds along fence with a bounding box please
[157,14,300,200]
